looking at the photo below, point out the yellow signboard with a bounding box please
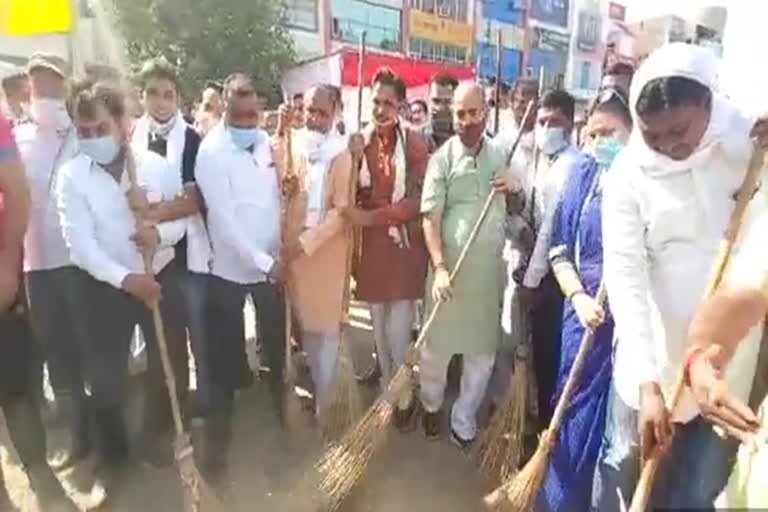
[1,0,73,35]
[410,10,473,48]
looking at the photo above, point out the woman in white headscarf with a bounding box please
[593,42,768,510]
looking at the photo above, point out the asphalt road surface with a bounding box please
[0,301,491,511]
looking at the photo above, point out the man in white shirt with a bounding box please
[131,59,211,439]
[195,73,285,481]
[14,54,87,470]
[518,89,579,428]
[57,82,185,491]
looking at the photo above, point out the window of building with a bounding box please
[580,61,591,89]
[409,38,467,64]
[332,0,401,50]
[284,0,318,31]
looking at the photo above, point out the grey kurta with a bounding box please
[421,136,506,356]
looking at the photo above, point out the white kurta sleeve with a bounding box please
[602,167,659,386]
[152,157,186,249]
[57,165,131,289]
[195,147,275,273]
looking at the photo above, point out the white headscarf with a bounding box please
[627,43,753,174]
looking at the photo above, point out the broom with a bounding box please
[484,282,608,510]
[316,172,505,511]
[125,150,218,512]
[628,144,767,512]
[316,31,368,441]
[475,100,538,485]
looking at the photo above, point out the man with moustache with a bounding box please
[344,69,429,428]
[419,83,517,448]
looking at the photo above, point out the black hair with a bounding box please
[371,67,407,101]
[72,80,126,121]
[138,58,180,92]
[411,99,428,113]
[431,72,459,89]
[223,73,257,101]
[1,72,27,96]
[605,62,635,77]
[635,76,711,118]
[540,89,575,123]
[292,92,304,102]
[592,92,633,129]
[204,80,223,95]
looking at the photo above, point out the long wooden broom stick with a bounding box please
[628,144,766,512]
[317,31,368,440]
[316,149,506,510]
[124,150,217,512]
[485,282,608,509]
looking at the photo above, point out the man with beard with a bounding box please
[421,73,458,153]
[279,84,353,415]
[419,83,517,448]
[344,69,429,428]
[130,59,212,450]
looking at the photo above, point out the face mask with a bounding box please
[31,98,71,131]
[228,126,258,150]
[299,128,328,152]
[535,125,568,155]
[149,114,177,138]
[592,136,625,167]
[79,135,121,165]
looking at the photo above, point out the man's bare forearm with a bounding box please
[150,184,203,222]
[0,159,30,267]
[423,211,445,269]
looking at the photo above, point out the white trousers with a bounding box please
[302,330,340,412]
[370,300,415,389]
[419,345,495,440]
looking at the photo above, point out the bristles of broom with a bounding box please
[318,339,364,441]
[315,364,412,511]
[478,351,529,485]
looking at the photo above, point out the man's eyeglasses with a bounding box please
[595,87,629,109]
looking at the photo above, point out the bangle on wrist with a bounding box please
[684,346,707,387]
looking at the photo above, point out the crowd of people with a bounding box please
[0,41,767,512]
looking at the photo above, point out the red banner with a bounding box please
[340,50,475,88]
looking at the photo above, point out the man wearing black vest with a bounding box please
[130,59,212,464]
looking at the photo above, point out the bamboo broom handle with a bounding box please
[629,144,766,512]
[125,151,186,438]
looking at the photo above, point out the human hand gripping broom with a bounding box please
[484,282,607,510]
[316,31,368,442]
[124,149,218,512]
[627,144,767,512]
[315,109,524,511]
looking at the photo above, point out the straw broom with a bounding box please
[316,177,504,510]
[475,99,538,485]
[628,144,767,512]
[484,282,608,511]
[317,31,368,441]
[125,150,218,512]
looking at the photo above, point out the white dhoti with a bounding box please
[419,344,495,440]
[370,300,415,389]
[302,330,340,412]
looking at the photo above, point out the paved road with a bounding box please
[0,301,490,511]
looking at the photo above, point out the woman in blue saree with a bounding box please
[536,91,632,512]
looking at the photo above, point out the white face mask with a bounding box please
[79,135,121,165]
[31,98,71,131]
[535,125,568,156]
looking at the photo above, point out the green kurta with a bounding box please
[421,136,507,356]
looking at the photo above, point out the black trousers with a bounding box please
[25,266,90,451]
[0,295,48,471]
[206,276,285,416]
[73,265,188,460]
[531,272,564,429]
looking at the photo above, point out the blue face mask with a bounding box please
[79,135,121,165]
[592,136,625,167]
[228,126,259,150]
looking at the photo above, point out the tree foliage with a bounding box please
[105,0,296,103]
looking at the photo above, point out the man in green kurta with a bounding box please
[419,83,514,448]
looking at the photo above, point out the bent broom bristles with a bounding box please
[316,184,502,510]
[485,283,607,512]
